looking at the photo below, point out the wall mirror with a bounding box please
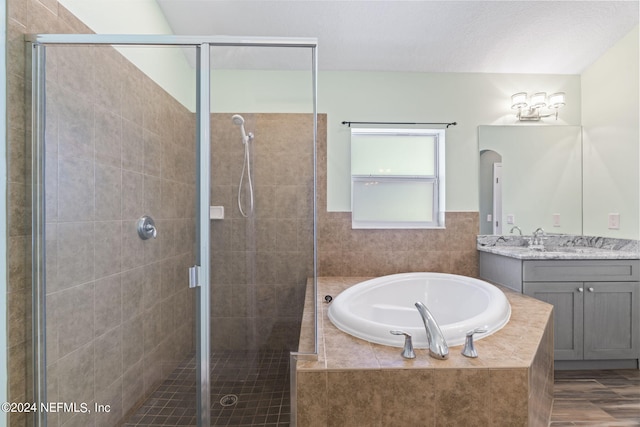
[478,125,583,236]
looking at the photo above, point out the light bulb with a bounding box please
[531,92,547,109]
[511,92,528,109]
[548,92,566,109]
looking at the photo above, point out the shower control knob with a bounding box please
[137,215,157,240]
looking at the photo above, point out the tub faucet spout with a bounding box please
[415,302,449,360]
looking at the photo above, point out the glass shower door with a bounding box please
[30,35,317,427]
[207,44,316,426]
[30,39,204,426]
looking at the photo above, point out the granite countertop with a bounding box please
[477,235,640,260]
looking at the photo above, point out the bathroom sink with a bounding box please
[542,246,611,254]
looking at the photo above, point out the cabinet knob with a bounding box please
[588,287,595,292]
[577,287,584,292]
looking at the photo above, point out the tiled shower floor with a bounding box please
[123,350,291,427]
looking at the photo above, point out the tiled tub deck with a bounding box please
[295,277,554,427]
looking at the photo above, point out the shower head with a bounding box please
[231,114,253,144]
[231,114,245,126]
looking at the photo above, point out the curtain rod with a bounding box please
[342,121,457,128]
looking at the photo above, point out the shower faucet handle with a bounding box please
[390,330,416,359]
[137,215,157,240]
[146,223,157,239]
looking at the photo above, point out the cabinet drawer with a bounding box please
[523,260,640,282]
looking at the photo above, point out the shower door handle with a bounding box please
[189,265,201,288]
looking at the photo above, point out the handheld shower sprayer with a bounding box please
[231,114,253,144]
[232,114,254,217]
[231,114,244,125]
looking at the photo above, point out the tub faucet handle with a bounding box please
[390,330,416,359]
[461,328,487,358]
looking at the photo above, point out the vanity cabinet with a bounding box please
[479,254,640,364]
[523,280,639,360]
[522,260,640,362]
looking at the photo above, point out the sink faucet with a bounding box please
[509,225,522,236]
[415,302,449,360]
[529,227,546,250]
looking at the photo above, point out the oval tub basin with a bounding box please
[327,272,511,348]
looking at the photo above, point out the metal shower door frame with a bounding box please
[27,34,318,427]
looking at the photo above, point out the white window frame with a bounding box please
[350,128,446,229]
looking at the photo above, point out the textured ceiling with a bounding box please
[157,0,639,74]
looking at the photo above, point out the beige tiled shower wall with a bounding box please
[209,113,317,351]
[7,2,197,426]
[43,46,197,427]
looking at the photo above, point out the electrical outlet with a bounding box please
[487,214,492,222]
[608,213,620,230]
[552,213,561,227]
[506,214,515,225]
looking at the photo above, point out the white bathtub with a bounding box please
[327,272,511,348]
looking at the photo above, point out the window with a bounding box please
[350,128,445,229]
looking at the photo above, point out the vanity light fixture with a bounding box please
[511,91,565,121]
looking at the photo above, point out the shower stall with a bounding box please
[27,35,317,426]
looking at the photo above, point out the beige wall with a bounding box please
[582,25,639,239]
[209,69,583,212]
[209,31,639,236]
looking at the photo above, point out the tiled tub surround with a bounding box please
[295,277,554,427]
[477,235,640,260]
[318,212,480,277]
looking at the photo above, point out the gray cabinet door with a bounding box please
[584,282,640,360]
[524,281,584,360]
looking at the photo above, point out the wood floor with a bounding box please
[550,369,640,426]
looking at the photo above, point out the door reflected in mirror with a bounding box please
[478,125,582,236]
